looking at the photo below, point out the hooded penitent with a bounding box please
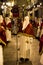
[22,16,34,35]
[5,17,11,42]
[0,15,7,46]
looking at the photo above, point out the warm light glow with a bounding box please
[6,2,11,6]
[3,2,5,5]
[4,5,7,8]
[22,4,25,7]
[11,2,14,6]
[1,5,7,9]
[26,5,30,9]
[1,5,4,9]
[40,3,42,5]
[34,5,35,8]
[29,5,30,8]
[37,5,40,7]
[6,1,14,6]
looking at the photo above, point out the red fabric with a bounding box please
[41,23,43,27]
[7,22,11,29]
[13,13,19,17]
[41,23,43,26]
[0,27,7,43]
[35,22,39,27]
[40,35,43,43]
[0,20,7,44]
[23,23,34,35]
[41,23,43,29]
[1,20,6,29]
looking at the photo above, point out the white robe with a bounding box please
[22,16,29,30]
[0,45,3,65]
[6,28,11,41]
[40,53,43,65]
[5,17,11,41]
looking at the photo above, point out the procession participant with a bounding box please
[35,17,39,27]
[39,19,43,54]
[0,15,7,65]
[5,17,12,43]
[20,16,34,61]
[22,16,34,36]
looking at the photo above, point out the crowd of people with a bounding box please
[30,17,43,54]
[0,13,12,65]
[0,14,12,46]
[0,13,43,54]
[21,16,43,54]
[0,13,43,65]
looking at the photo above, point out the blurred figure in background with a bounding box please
[17,18,22,32]
[39,19,43,54]
[0,15,7,65]
[11,17,19,34]
[22,16,34,36]
[32,17,39,37]
[5,17,12,43]
[36,18,41,39]
[34,17,39,28]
